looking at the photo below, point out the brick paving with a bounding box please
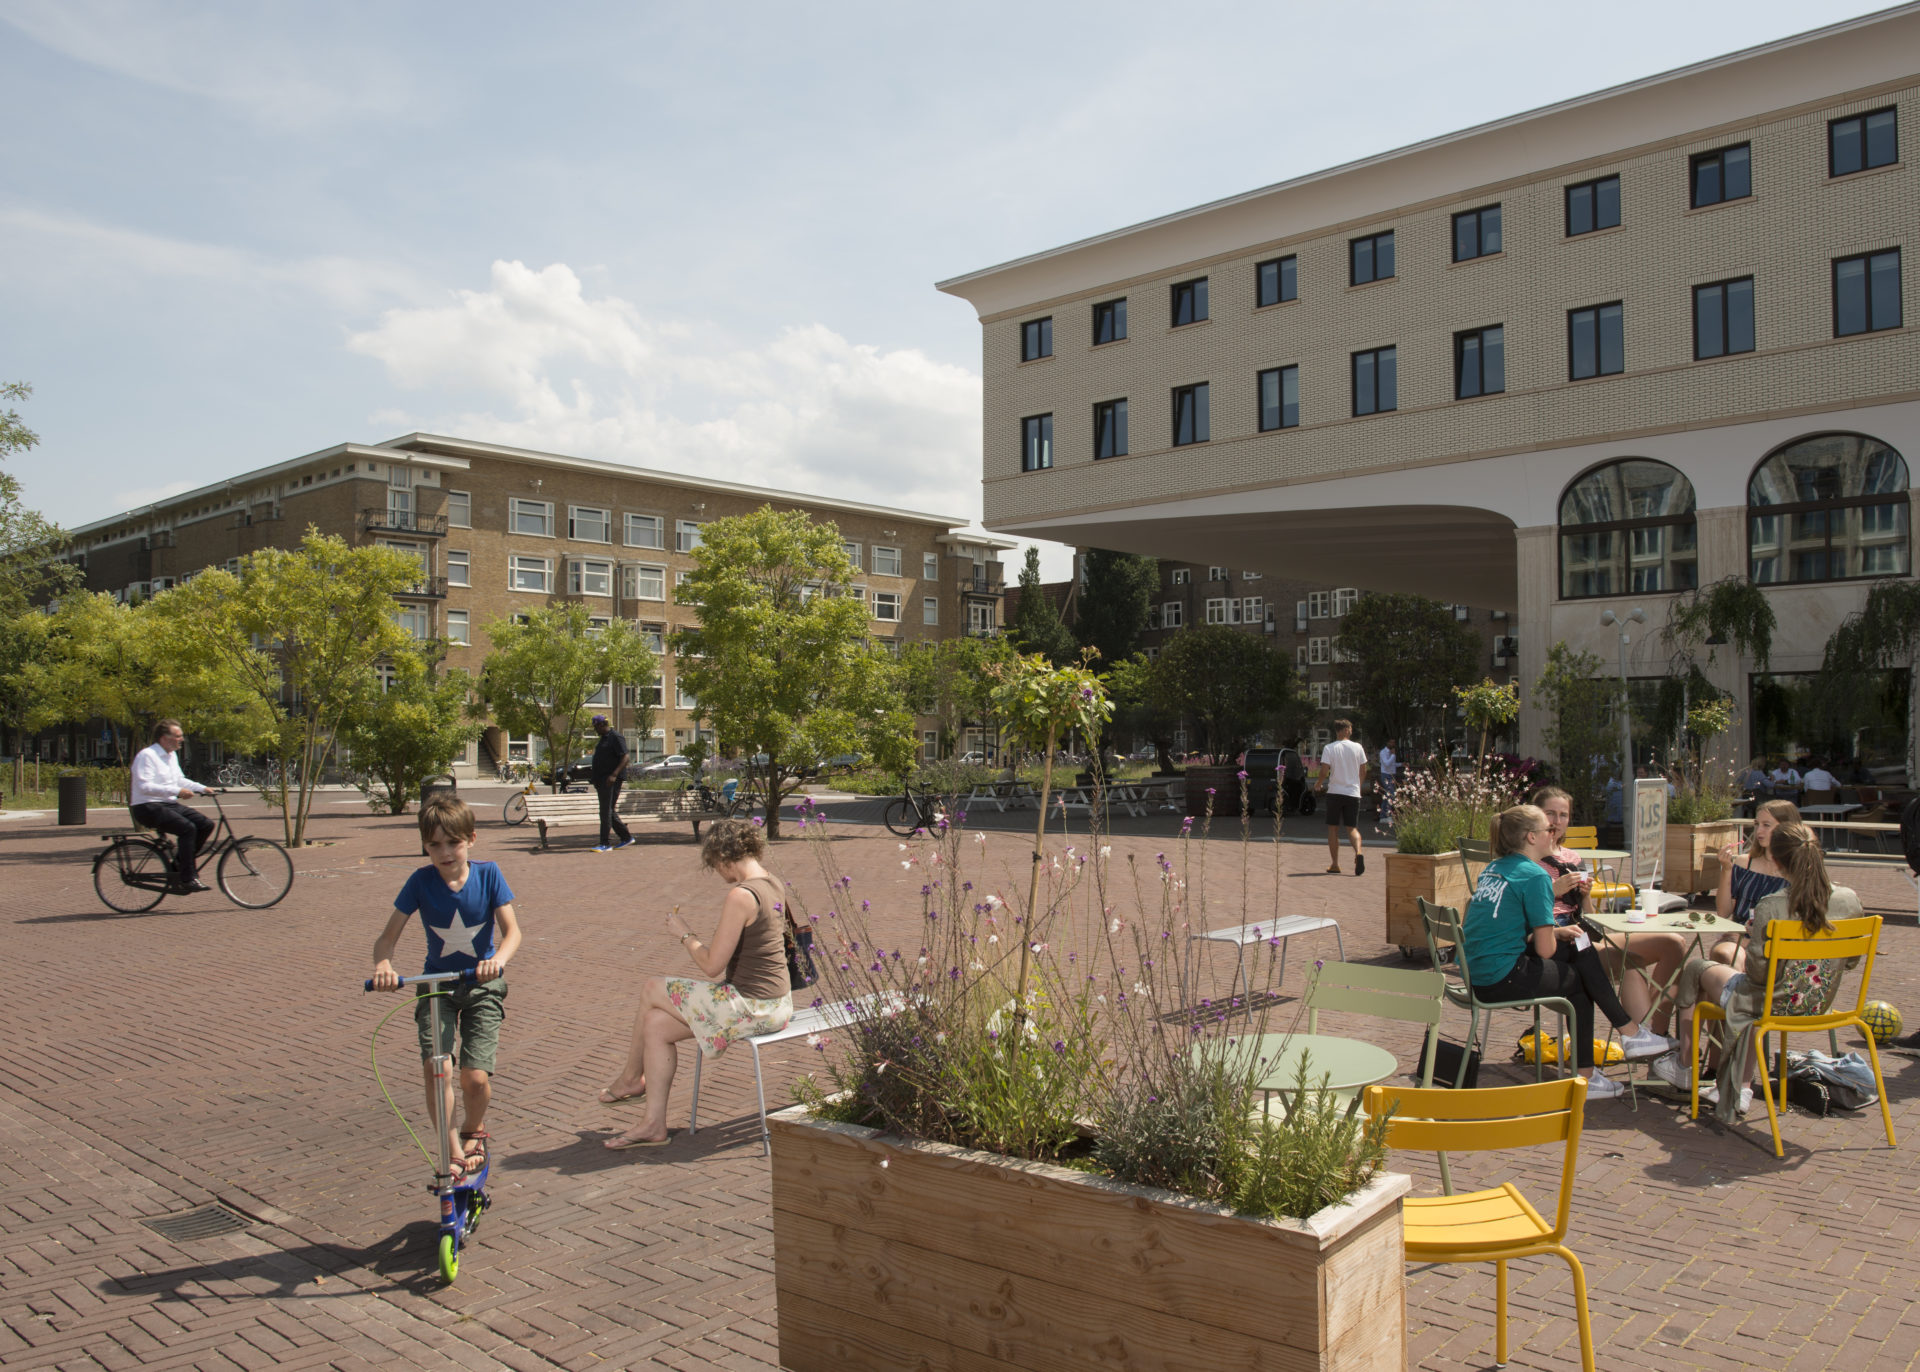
[4,786,1920,1370]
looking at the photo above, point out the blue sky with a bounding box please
[0,0,1883,576]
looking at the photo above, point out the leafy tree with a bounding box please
[1006,546,1076,665]
[1533,641,1613,824]
[900,634,1015,759]
[1150,625,1297,760]
[1816,579,1920,776]
[1106,652,1179,772]
[672,507,914,837]
[1454,678,1520,765]
[0,382,77,618]
[338,656,484,815]
[1331,594,1479,750]
[479,601,657,790]
[1074,549,1159,668]
[155,529,426,846]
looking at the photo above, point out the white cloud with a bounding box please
[349,260,986,521]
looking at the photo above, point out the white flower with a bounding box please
[917,956,928,967]
[879,1158,890,1169]
[1099,846,1112,859]
[1133,981,1150,996]
[1095,994,1107,1005]
[805,1033,825,1049]
[902,860,912,869]
[1030,942,1048,953]
[876,1060,890,1075]
[898,843,908,851]
[984,894,1002,909]
[969,959,985,972]
[974,832,988,845]
[1109,918,1122,933]
[987,934,999,944]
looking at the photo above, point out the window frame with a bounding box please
[1453,325,1505,399]
[624,512,665,549]
[1747,432,1910,586]
[445,609,470,646]
[923,552,939,579]
[1170,277,1209,327]
[1829,107,1898,178]
[1093,398,1129,459]
[1255,255,1297,307]
[625,563,667,601]
[1161,601,1184,629]
[1351,346,1397,416]
[1693,276,1757,359]
[1092,297,1128,345]
[445,490,472,528]
[1557,458,1700,601]
[567,505,612,543]
[1171,568,1191,586]
[508,498,554,538]
[1451,204,1502,262]
[1020,316,1053,362]
[1171,383,1210,446]
[507,553,553,593]
[872,546,902,577]
[569,557,614,597]
[1567,302,1625,380]
[445,549,471,587]
[1257,365,1299,431]
[1689,143,1751,208]
[923,596,939,625]
[675,520,703,553]
[1349,231,1395,285]
[871,591,901,622]
[1021,413,1054,472]
[1564,174,1622,236]
[1832,249,1903,337]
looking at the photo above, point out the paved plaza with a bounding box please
[4,786,1920,1371]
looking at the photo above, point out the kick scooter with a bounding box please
[362,968,492,1283]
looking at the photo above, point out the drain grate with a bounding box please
[140,1204,255,1243]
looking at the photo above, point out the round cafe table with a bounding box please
[1206,1032,1400,1111]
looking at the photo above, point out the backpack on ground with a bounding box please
[1784,1049,1879,1112]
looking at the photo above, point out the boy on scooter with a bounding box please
[371,795,521,1179]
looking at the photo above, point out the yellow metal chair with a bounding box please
[1564,825,1635,908]
[1363,1077,1596,1372]
[1690,914,1895,1158]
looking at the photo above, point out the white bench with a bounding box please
[1187,916,1346,1022]
[689,992,902,1156]
[523,788,725,849]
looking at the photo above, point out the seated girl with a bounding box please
[1462,804,1675,1101]
[1710,799,1798,970]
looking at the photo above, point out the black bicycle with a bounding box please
[93,792,294,913]
[883,782,942,838]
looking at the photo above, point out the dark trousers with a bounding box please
[131,801,215,882]
[1474,945,1632,1069]
[595,778,630,847]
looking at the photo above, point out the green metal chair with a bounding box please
[1417,896,1576,1092]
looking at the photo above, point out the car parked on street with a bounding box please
[637,753,694,778]
[542,754,596,790]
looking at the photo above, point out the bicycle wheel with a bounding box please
[218,837,294,909]
[502,792,528,826]
[93,839,169,914]
[883,798,921,838]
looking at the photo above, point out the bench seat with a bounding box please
[524,788,725,848]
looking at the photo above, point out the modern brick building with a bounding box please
[937,8,1920,764]
[62,433,1008,775]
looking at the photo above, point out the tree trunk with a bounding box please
[1015,719,1059,1016]
[764,762,784,839]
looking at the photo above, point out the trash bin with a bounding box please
[58,774,89,826]
[420,774,456,809]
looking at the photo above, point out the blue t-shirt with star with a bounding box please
[394,860,514,974]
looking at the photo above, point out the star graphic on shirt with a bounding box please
[428,915,483,960]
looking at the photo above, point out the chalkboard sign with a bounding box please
[1633,777,1667,888]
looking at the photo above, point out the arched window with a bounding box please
[1748,433,1909,584]
[1558,460,1698,599]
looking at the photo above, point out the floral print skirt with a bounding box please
[665,978,794,1057]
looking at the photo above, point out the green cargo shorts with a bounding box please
[414,977,507,1072]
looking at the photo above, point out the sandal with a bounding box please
[459,1130,489,1171]
[598,1086,645,1106]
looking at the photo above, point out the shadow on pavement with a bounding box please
[104,1219,449,1301]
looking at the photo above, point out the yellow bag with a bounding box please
[1515,1030,1624,1065]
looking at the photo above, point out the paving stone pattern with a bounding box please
[4,789,1920,1370]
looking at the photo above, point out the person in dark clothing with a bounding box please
[590,716,633,851]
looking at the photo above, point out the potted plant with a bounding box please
[772,655,1408,1372]
[1664,698,1741,896]
[1383,762,1521,955]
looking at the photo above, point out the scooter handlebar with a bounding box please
[363,969,480,992]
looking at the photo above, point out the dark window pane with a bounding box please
[1596,176,1620,229]
[1482,326,1504,393]
[1114,401,1127,456]
[1172,385,1208,445]
[1194,383,1209,442]
[1454,213,1476,262]
[1353,352,1376,415]
[1695,284,1724,358]
[1482,206,1501,255]
[1259,369,1281,430]
[1377,233,1394,279]
[1570,309,1597,378]
[1727,278,1755,353]
[1866,109,1898,168]
[1599,304,1624,374]
[1193,279,1208,322]
[1567,183,1593,236]
[1833,117,1864,176]
[1836,257,1868,335]
[1693,156,1720,207]
[1352,238,1373,284]
[1377,347,1396,411]
[1280,256,1296,301]
[1458,334,1481,398]
[1021,415,1052,471]
[1723,144,1750,199]
[1281,367,1298,427]
[1257,260,1278,307]
[1871,251,1902,330]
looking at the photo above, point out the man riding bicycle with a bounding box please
[130,719,215,893]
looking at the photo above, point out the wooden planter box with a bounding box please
[771,1107,1410,1372]
[1384,849,1478,953]
[1665,821,1739,896]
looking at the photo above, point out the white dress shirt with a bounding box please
[131,742,207,806]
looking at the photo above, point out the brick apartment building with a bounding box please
[59,433,1010,776]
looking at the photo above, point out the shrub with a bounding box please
[1391,762,1525,855]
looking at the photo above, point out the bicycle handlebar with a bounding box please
[363,969,479,992]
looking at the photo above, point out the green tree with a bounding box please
[1106,652,1179,772]
[1006,546,1076,664]
[0,382,78,618]
[900,634,1015,759]
[1074,549,1159,668]
[1150,625,1297,760]
[1817,579,1920,777]
[672,506,914,837]
[1331,594,1479,750]
[479,601,657,790]
[1533,641,1614,824]
[155,529,426,846]
[338,656,484,815]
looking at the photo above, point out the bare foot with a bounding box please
[598,1077,646,1105]
[604,1126,671,1149]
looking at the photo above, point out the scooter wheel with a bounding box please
[438,1233,459,1283]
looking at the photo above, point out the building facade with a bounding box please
[938,9,1920,763]
[63,433,1007,773]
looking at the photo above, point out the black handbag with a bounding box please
[1429,1039,1482,1089]
[780,905,818,989]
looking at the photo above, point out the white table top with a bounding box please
[1800,804,1863,817]
[1573,847,1632,862]
[1586,909,1744,935]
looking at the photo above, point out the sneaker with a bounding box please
[1619,1027,1677,1061]
[615,837,637,849]
[593,845,615,853]
[1354,854,1366,877]
[1584,1069,1625,1100]
[1701,1083,1754,1114]
[1647,1050,1691,1092]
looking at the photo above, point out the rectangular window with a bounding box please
[624,564,666,600]
[1022,414,1054,471]
[508,554,551,592]
[1093,399,1129,459]
[841,541,862,570]
[1207,566,1229,582]
[1205,597,1241,625]
[446,490,471,528]
[395,606,429,639]
[922,731,939,763]
[1308,591,1329,618]
[509,498,553,537]
[1834,249,1903,336]
[1454,325,1505,398]
[923,552,939,579]
[1092,297,1128,344]
[1830,108,1898,177]
[1147,604,1162,630]
[1565,175,1621,235]
[871,592,901,622]
[1452,205,1502,261]
[624,678,664,709]
[1351,346,1397,415]
[1333,588,1359,616]
[1255,255,1297,307]
[1258,365,1299,430]
[568,506,611,542]
[570,558,613,596]
[1170,277,1209,326]
[1690,143,1751,208]
[637,622,665,652]
[1243,596,1264,623]
[675,520,702,553]
[872,546,902,577]
[1332,681,1357,710]
[1161,601,1184,628]
[624,513,664,548]
[1171,383,1210,446]
[676,679,698,710]
[446,549,471,587]
[1568,302,1625,379]
[1308,637,1330,665]
[1350,231,1395,285]
[1021,317,1053,361]
[1693,277,1756,358]
[445,609,470,645]
[1171,568,1191,585]
[1296,645,1308,668]
[923,596,939,625]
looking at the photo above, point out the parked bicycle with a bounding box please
[501,777,536,826]
[93,791,294,913]
[883,782,944,837]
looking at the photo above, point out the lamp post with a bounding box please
[1600,606,1648,801]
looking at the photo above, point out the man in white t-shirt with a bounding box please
[1801,760,1838,793]
[1318,719,1369,876]
[1770,761,1803,791]
[129,718,215,892]
[1376,738,1399,824]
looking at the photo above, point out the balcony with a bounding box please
[394,577,449,600]
[965,626,1003,639]
[360,508,449,538]
[961,571,1005,599]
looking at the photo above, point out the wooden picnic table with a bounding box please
[961,780,1036,812]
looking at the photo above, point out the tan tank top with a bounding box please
[724,875,792,1001]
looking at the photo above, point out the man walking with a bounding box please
[1319,719,1369,876]
[130,719,215,892]
[590,715,634,852]
[1377,737,1399,826]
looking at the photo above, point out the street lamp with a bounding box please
[1600,607,1648,796]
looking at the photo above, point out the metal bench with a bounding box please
[523,788,725,849]
[1188,915,1346,1022]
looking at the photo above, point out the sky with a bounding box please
[0,0,1889,578]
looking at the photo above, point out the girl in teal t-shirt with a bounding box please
[1462,805,1673,1097]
